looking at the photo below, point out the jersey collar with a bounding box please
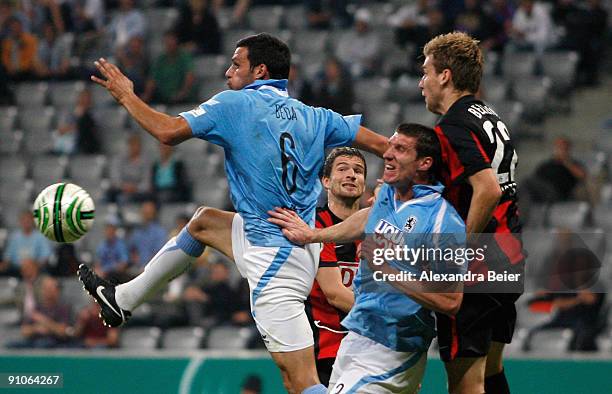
[393,182,444,212]
[243,79,289,96]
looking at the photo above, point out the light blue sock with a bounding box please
[302,384,327,394]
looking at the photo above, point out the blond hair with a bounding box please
[423,32,483,94]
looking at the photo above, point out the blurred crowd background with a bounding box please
[0,0,611,357]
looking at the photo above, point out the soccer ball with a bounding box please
[32,183,95,243]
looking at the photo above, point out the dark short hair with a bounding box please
[395,123,441,182]
[322,147,367,179]
[236,33,291,80]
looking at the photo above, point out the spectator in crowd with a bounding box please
[183,261,237,327]
[8,276,72,348]
[108,133,151,203]
[175,0,222,55]
[116,36,149,96]
[49,243,80,277]
[95,215,131,282]
[0,210,52,277]
[525,137,587,202]
[526,237,607,351]
[404,7,451,75]
[335,8,380,78]
[14,259,40,318]
[582,0,608,86]
[73,300,119,348]
[311,57,354,115]
[287,62,313,104]
[1,16,39,80]
[53,89,100,155]
[454,0,500,50]
[35,22,72,79]
[305,0,351,30]
[151,143,191,203]
[71,0,105,61]
[214,0,251,28]
[107,0,145,52]
[73,0,105,31]
[509,0,557,54]
[485,0,515,53]
[128,200,168,270]
[240,375,263,394]
[142,30,196,105]
[19,0,65,35]
[388,0,430,47]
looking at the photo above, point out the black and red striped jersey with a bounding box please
[434,95,524,270]
[305,205,360,360]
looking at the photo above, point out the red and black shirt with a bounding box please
[305,205,360,360]
[434,95,524,273]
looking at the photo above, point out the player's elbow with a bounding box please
[440,294,463,316]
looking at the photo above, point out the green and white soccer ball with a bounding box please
[32,183,95,243]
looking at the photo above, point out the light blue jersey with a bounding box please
[180,79,361,247]
[342,182,466,352]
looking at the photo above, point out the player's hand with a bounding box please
[267,207,314,245]
[91,58,135,104]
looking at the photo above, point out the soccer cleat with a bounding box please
[77,264,131,327]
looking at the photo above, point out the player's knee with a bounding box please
[188,206,214,234]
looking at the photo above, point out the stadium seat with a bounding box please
[364,103,400,136]
[512,77,551,121]
[193,178,229,209]
[524,328,573,354]
[206,326,254,350]
[402,104,438,128]
[1,326,22,348]
[387,74,421,103]
[161,327,206,350]
[223,30,256,56]
[145,8,179,40]
[483,51,499,77]
[547,201,589,229]
[248,5,284,31]
[501,51,536,80]
[15,82,49,107]
[193,55,228,80]
[199,77,228,101]
[18,107,55,134]
[91,85,116,108]
[99,127,132,156]
[60,278,91,313]
[119,327,162,350]
[522,228,556,287]
[600,184,612,205]
[31,156,68,184]
[540,51,579,95]
[292,30,330,58]
[593,203,612,232]
[67,155,107,183]
[487,100,524,132]
[482,77,509,103]
[0,307,20,326]
[354,77,391,107]
[0,157,28,182]
[282,5,306,30]
[0,106,17,133]
[0,277,19,305]
[94,107,129,131]
[0,129,22,154]
[175,137,207,160]
[49,81,86,110]
[160,203,197,231]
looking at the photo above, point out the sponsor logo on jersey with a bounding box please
[373,220,403,245]
[404,216,417,233]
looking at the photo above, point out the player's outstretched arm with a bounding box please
[268,207,370,245]
[91,58,192,145]
[352,126,388,158]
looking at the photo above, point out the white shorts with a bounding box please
[329,332,427,394]
[231,214,321,353]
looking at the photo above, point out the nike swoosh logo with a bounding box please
[314,320,348,334]
[96,286,123,319]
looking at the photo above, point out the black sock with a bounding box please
[485,369,510,394]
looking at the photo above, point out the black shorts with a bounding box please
[316,357,336,387]
[436,292,521,362]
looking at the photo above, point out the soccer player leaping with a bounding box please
[79,33,387,394]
